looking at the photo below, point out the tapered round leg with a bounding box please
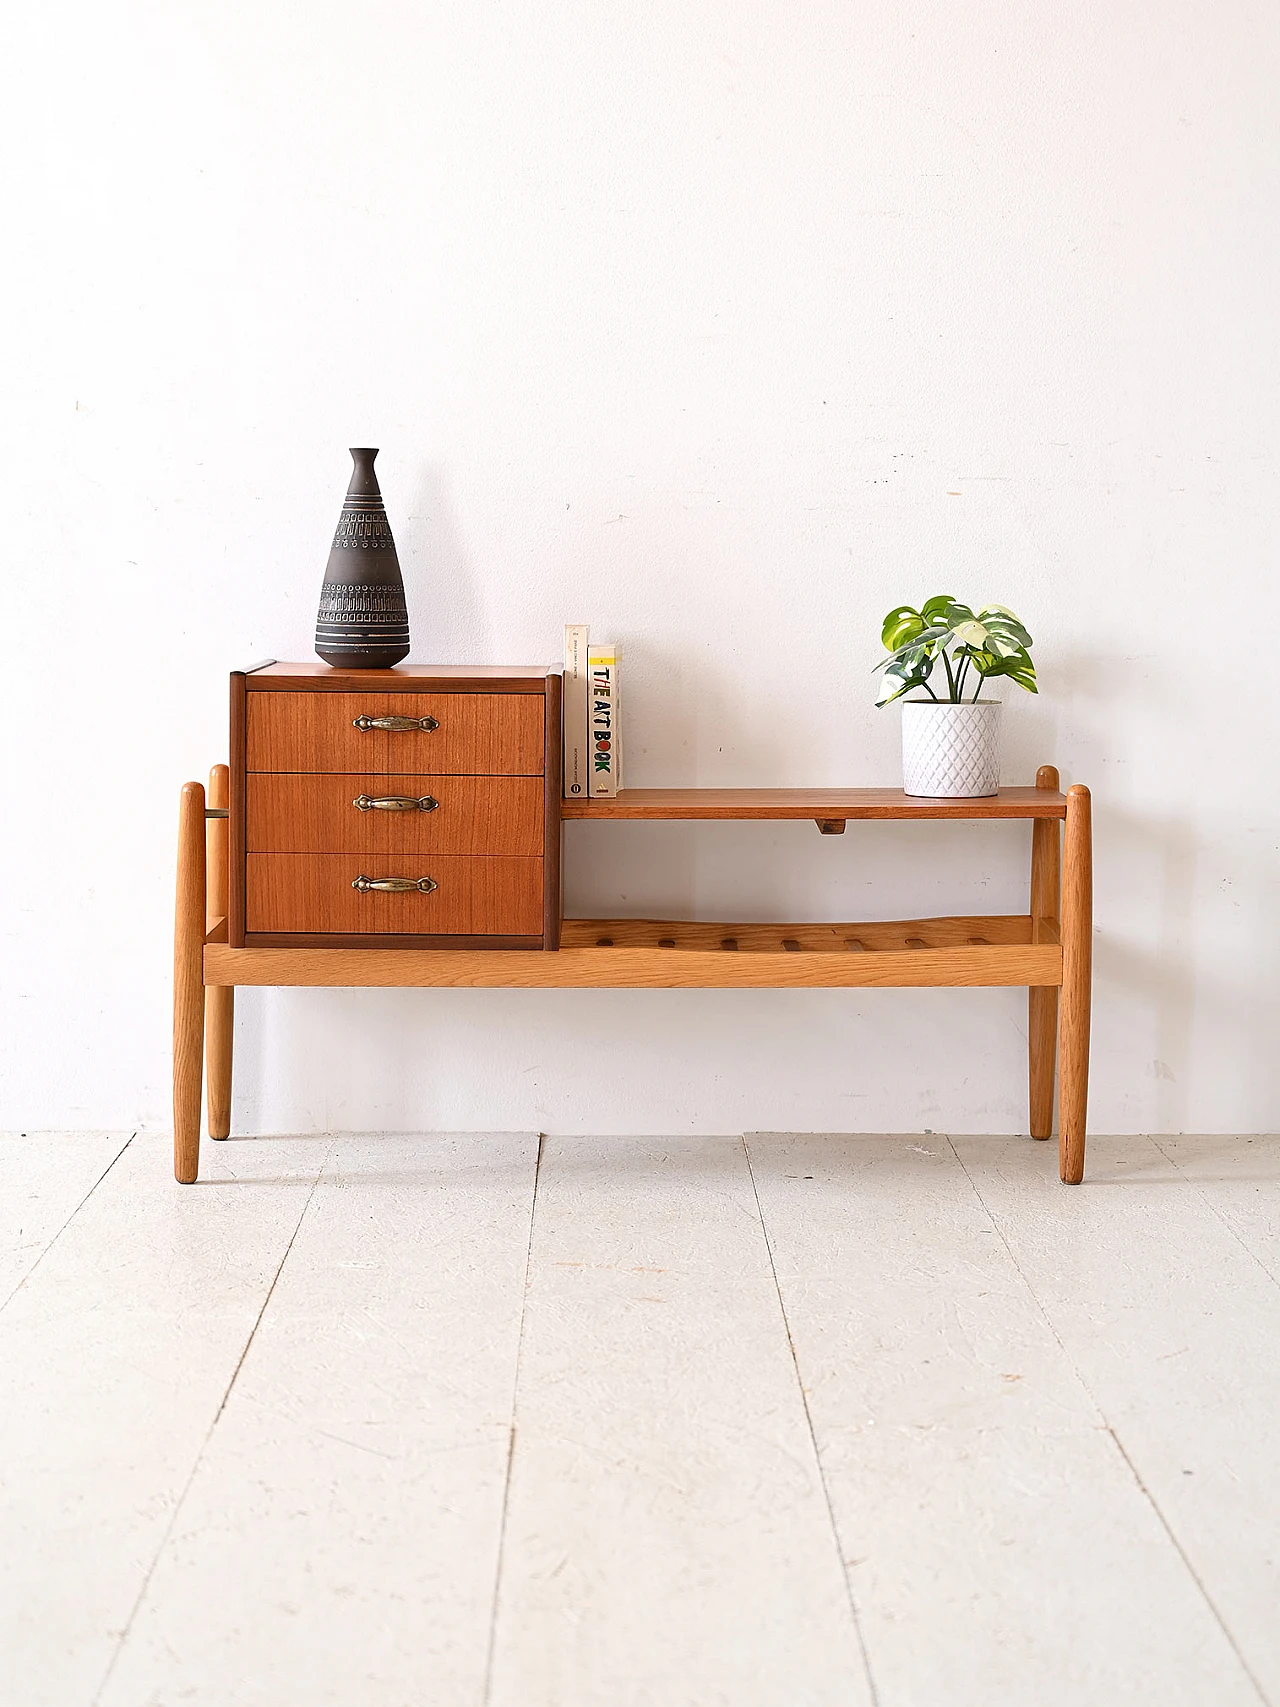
[173,781,206,1184]
[205,764,233,1140]
[1058,784,1092,1184]
[205,991,233,1139]
[1029,766,1060,1140]
[1029,986,1058,1139]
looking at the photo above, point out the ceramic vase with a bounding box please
[315,448,410,669]
[901,700,1002,798]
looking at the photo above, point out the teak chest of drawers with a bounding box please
[175,662,1093,1188]
[229,662,562,949]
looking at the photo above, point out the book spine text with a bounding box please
[563,624,589,798]
[586,645,620,798]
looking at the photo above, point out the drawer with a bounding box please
[246,691,545,775]
[247,774,543,856]
[246,853,544,935]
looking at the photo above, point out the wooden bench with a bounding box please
[176,755,1090,1185]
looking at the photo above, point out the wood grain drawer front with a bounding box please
[246,692,545,775]
[246,854,544,935]
[247,775,543,856]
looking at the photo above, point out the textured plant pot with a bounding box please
[315,448,411,669]
[901,700,1002,798]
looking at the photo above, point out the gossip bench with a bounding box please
[174,663,1092,1184]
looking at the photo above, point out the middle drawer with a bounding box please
[247,774,544,856]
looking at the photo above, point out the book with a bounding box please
[563,624,589,799]
[587,644,621,798]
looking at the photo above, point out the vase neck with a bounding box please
[345,447,381,499]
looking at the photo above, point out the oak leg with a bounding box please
[1029,764,1061,1139]
[174,780,206,1184]
[1058,784,1092,1184]
[206,763,233,1140]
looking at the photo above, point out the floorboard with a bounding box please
[1156,1133,1280,1287]
[3,1130,1278,1707]
[747,1132,1262,1707]
[488,1134,871,1707]
[0,1133,328,1707]
[0,1132,133,1307]
[955,1132,1280,1703]
[100,1133,539,1707]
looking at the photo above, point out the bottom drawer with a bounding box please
[246,853,544,935]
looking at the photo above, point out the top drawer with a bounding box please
[246,691,545,775]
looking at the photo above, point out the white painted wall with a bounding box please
[2,1,1276,1137]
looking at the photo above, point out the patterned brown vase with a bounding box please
[315,448,411,668]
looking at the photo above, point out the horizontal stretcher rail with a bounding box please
[204,932,1062,992]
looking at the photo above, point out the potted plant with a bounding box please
[874,596,1037,798]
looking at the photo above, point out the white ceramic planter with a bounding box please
[901,700,1002,798]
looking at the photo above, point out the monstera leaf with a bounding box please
[875,650,936,706]
[873,597,1037,704]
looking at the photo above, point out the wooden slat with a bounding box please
[561,786,1067,821]
[205,940,1061,990]
[560,914,1034,950]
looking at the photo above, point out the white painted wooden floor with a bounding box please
[2,1131,1278,1707]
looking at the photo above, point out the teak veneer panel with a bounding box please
[245,853,545,935]
[561,787,1067,821]
[246,691,545,775]
[247,774,544,856]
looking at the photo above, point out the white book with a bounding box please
[563,624,589,799]
[587,644,621,798]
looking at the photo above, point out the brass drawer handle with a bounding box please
[352,794,438,813]
[352,714,439,733]
[351,874,438,894]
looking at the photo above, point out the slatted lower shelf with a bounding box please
[562,914,1046,951]
[204,914,1062,990]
